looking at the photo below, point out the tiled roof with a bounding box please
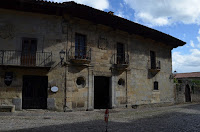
[174,72,200,78]
[0,0,186,48]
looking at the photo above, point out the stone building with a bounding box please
[0,0,185,112]
[174,72,200,103]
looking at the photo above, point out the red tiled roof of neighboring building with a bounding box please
[174,72,200,78]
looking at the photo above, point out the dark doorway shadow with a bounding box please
[94,76,111,109]
[185,84,191,102]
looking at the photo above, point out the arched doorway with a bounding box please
[185,84,191,102]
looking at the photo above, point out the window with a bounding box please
[21,38,37,66]
[75,34,86,59]
[117,43,125,64]
[118,78,125,86]
[150,51,156,69]
[154,81,158,90]
[76,77,86,88]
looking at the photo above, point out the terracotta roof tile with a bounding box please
[174,72,200,78]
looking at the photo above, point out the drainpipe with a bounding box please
[126,69,128,108]
[126,36,129,108]
[64,20,71,112]
[64,66,67,109]
[87,67,89,110]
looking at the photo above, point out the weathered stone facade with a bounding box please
[0,1,185,111]
[175,78,200,103]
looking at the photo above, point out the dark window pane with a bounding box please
[154,81,158,90]
[117,43,125,64]
[150,51,156,69]
[75,34,86,58]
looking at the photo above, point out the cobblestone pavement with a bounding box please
[0,103,200,132]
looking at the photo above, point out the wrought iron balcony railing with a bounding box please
[148,60,161,78]
[68,46,91,64]
[111,53,129,65]
[0,50,52,67]
[149,60,161,70]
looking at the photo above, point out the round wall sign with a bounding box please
[51,86,58,93]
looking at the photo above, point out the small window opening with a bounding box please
[154,81,158,90]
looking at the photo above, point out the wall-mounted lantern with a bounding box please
[59,50,65,65]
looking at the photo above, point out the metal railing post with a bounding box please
[1,51,4,65]
[90,48,91,60]
[44,52,46,66]
[51,52,52,65]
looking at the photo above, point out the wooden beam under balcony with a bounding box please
[112,64,129,71]
[70,58,91,64]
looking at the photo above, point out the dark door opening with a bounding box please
[185,84,191,102]
[22,75,48,109]
[94,76,111,109]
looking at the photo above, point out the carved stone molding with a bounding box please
[98,35,108,50]
[0,23,15,39]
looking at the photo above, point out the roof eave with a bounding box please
[0,0,186,48]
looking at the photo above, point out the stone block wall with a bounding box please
[175,83,200,103]
[0,8,175,111]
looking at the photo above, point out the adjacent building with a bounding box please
[0,0,185,111]
[174,72,200,103]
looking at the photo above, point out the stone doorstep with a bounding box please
[0,105,15,112]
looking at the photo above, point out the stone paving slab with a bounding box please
[0,103,200,132]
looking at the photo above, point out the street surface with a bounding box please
[0,103,200,132]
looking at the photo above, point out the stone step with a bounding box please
[0,105,15,112]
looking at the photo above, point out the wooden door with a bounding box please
[22,75,48,109]
[21,38,37,66]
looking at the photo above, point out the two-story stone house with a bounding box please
[0,0,185,111]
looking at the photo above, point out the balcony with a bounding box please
[0,50,52,68]
[148,60,161,77]
[111,53,129,71]
[68,46,91,65]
